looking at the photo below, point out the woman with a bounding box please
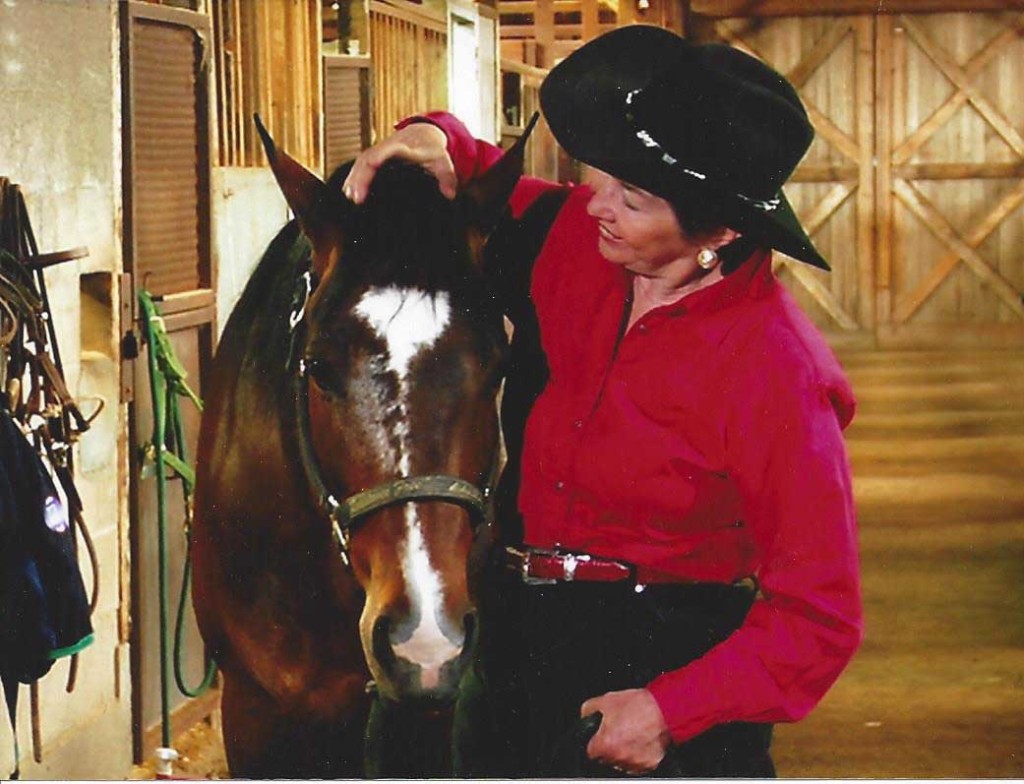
[344,25,862,778]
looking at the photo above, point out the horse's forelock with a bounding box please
[324,160,475,295]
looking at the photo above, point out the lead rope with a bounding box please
[137,290,217,774]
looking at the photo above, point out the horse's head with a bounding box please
[256,117,531,704]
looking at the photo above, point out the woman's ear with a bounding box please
[708,227,742,250]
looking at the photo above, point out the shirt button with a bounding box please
[637,323,648,333]
[554,480,565,491]
[573,419,584,430]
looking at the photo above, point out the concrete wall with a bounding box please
[0,0,132,778]
[212,167,289,335]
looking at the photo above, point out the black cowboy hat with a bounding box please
[540,25,829,270]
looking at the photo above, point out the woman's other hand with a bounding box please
[341,122,457,204]
[581,688,671,775]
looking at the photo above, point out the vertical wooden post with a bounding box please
[535,0,554,66]
[874,13,895,328]
[855,16,876,334]
[619,0,636,28]
[582,0,600,43]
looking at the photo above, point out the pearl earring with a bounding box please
[697,248,719,270]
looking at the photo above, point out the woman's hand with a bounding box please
[341,122,457,205]
[581,688,671,775]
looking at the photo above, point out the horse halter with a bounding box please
[286,262,492,567]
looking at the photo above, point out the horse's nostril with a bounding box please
[372,615,396,668]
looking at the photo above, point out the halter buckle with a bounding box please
[326,495,351,567]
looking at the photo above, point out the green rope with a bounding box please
[137,290,217,749]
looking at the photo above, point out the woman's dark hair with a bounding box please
[669,190,759,275]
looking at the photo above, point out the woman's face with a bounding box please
[585,169,699,276]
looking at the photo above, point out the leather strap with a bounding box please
[505,546,633,584]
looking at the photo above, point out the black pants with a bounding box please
[466,565,775,778]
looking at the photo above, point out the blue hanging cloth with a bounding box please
[0,403,94,779]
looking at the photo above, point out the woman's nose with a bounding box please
[587,179,614,220]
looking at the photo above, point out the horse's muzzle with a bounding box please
[370,610,476,702]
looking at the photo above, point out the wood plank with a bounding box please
[894,179,1024,318]
[689,0,1024,17]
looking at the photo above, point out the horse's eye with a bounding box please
[306,356,343,394]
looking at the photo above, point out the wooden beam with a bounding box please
[894,161,1024,180]
[791,164,861,182]
[776,259,861,330]
[498,0,584,11]
[786,19,852,90]
[801,181,857,235]
[689,0,1024,17]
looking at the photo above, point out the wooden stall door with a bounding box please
[692,14,876,346]
[323,54,373,175]
[122,2,218,763]
[876,11,1024,347]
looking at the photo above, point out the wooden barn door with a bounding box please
[876,11,1024,347]
[121,2,218,762]
[690,8,1024,349]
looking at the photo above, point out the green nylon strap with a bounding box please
[137,290,216,750]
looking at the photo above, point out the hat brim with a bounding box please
[540,26,829,271]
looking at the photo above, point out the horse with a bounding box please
[191,117,533,777]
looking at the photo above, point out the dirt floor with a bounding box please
[133,350,1024,779]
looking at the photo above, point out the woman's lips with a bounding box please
[598,223,621,242]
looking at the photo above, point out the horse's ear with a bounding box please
[461,112,541,253]
[254,114,336,259]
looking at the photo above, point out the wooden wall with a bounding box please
[368,0,448,142]
[689,5,1024,348]
[211,0,322,170]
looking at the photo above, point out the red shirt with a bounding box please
[406,113,863,744]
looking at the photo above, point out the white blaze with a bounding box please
[354,286,460,686]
